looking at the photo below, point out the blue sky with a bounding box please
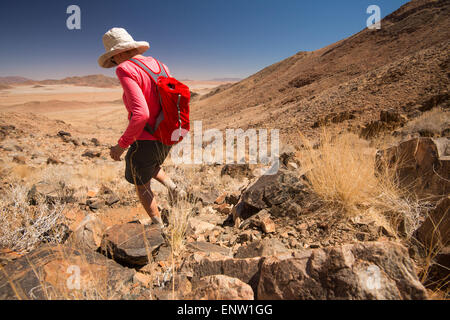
[0,0,409,80]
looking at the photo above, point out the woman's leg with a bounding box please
[136,181,163,226]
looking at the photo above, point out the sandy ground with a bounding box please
[0,81,233,144]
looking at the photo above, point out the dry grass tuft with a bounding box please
[403,107,449,137]
[298,128,427,239]
[0,184,67,252]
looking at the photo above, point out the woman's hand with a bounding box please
[110,144,127,161]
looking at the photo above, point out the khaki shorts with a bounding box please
[125,140,172,186]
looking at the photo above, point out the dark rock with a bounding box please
[82,150,101,158]
[91,138,100,146]
[57,131,71,137]
[234,168,308,221]
[415,196,449,247]
[105,194,120,206]
[86,198,104,210]
[187,189,220,206]
[47,157,63,165]
[221,164,253,178]
[12,155,26,164]
[101,223,164,267]
[257,242,428,300]
[376,138,449,202]
[424,246,449,291]
[0,244,135,300]
[180,253,263,295]
[239,209,276,233]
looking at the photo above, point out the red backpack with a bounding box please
[129,57,190,146]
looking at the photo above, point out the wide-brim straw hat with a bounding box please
[98,27,149,68]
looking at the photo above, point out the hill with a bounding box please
[192,0,450,144]
[37,74,119,88]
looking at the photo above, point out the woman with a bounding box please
[98,27,185,228]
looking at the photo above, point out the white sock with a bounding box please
[162,177,177,191]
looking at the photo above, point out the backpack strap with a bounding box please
[128,58,167,136]
[128,58,168,83]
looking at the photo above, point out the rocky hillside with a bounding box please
[192,0,450,144]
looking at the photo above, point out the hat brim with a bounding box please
[98,41,150,68]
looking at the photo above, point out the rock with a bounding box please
[12,155,26,164]
[214,193,227,205]
[237,230,258,243]
[91,138,100,146]
[221,164,253,178]
[188,218,216,235]
[46,157,63,165]
[86,198,104,210]
[239,209,276,233]
[279,144,300,168]
[105,194,120,206]
[235,239,291,259]
[70,138,80,146]
[186,275,254,300]
[154,245,172,263]
[86,189,98,198]
[424,246,449,291]
[133,272,152,287]
[186,241,232,257]
[287,162,298,170]
[82,150,101,158]
[214,203,232,215]
[360,110,406,139]
[70,214,105,251]
[234,168,308,221]
[153,274,192,300]
[27,181,75,205]
[226,191,240,205]
[0,244,135,300]
[380,109,406,124]
[257,241,428,300]
[415,196,449,247]
[100,222,165,267]
[57,131,71,137]
[187,189,220,206]
[376,138,449,201]
[180,253,263,293]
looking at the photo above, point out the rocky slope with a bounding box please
[192,0,450,144]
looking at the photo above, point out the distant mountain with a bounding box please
[38,74,120,88]
[209,78,242,82]
[0,76,33,84]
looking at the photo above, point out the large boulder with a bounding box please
[185,275,254,300]
[233,168,309,222]
[0,244,135,300]
[257,241,428,300]
[100,222,165,267]
[415,196,449,248]
[376,137,449,201]
[69,214,105,251]
[180,252,264,294]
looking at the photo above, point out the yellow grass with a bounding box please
[298,128,425,239]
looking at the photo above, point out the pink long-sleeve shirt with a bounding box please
[116,56,170,149]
